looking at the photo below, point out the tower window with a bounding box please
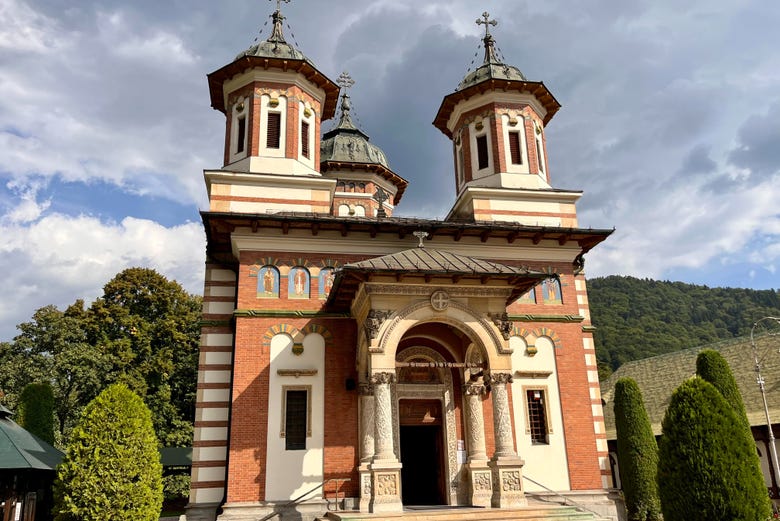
[476,135,489,170]
[301,120,310,159]
[236,116,246,154]
[267,112,281,149]
[283,388,309,450]
[526,389,549,444]
[509,131,522,165]
[536,137,545,173]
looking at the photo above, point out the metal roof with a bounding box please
[0,409,62,470]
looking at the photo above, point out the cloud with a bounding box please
[0,209,205,340]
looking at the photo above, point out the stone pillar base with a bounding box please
[358,465,372,512]
[183,503,219,521]
[467,461,493,508]
[489,458,527,509]
[369,461,403,513]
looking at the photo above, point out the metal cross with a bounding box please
[476,11,498,38]
[374,186,388,218]
[413,230,429,248]
[270,0,291,13]
[337,71,355,91]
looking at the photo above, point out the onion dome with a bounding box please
[458,12,526,90]
[235,8,311,63]
[320,90,391,169]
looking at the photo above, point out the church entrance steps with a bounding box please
[324,505,603,521]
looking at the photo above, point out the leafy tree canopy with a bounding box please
[589,276,780,377]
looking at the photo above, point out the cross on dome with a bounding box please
[413,231,429,248]
[337,71,355,90]
[267,0,291,43]
[335,71,358,130]
[476,11,500,64]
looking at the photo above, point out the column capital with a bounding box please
[464,382,487,396]
[488,372,513,386]
[371,372,396,385]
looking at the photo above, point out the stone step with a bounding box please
[325,505,599,521]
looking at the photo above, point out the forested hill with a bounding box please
[588,275,780,379]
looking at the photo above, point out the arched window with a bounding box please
[353,205,366,217]
[337,204,350,216]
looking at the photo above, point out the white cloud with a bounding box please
[0,0,61,52]
[0,211,205,340]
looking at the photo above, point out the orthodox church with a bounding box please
[186,4,617,521]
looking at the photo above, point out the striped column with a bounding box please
[576,276,612,488]
[188,264,236,517]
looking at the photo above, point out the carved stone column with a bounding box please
[488,372,526,509]
[369,372,402,513]
[358,382,375,512]
[464,381,492,508]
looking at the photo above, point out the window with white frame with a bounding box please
[525,387,551,444]
[281,386,311,450]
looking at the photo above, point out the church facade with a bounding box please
[186,6,616,521]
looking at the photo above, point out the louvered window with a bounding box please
[267,112,281,149]
[301,121,310,159]
[236,117,246,154]
[509,131,522,165]
[284,389,307,450]
[476,135,489,170]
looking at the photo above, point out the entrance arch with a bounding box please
[394,345,459,505]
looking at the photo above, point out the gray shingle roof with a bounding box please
[601,334,780,439]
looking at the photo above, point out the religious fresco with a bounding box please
[541,278,562,304]
[288,266,310,299]
[257,266,280,298]
[319,268,335,299]
[516,287,537,304]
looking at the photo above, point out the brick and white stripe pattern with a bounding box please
[189,265,236,506]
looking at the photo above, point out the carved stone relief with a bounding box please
[489,312,513,340]
[474,472,492,491]
[375,473,398,496]
[501,470,522,492]
[365,310,393,343]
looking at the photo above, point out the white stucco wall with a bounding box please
[265,333,325,500]
[510,335,571,491]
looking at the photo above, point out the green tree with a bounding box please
[613,378,661,521]
[657,378,770,521]
[696,349,750,431]
[86,268,200,446]
[54,384,163,521]
[16,382,55,445]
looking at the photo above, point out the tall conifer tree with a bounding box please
[657,378,770,521]
[613,377,661,521]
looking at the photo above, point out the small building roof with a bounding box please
[601,334,780,440]
[0,408,63,470]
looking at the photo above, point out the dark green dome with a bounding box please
[457,13,526,91]
[320,92,390,169]
[235,9,312,64]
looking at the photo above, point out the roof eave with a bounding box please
[207,56,340,119]
[433,79,562,138]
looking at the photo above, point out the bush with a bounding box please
[657,378,770,521]
[17,382,55,445]
[54,383,163,521]
[613,377,661,521]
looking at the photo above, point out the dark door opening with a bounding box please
[399,399,446,506]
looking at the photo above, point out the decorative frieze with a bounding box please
[365,310,393,342]
[489,312,512,340]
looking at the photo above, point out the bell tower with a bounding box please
[204,1,340,214]
[434,13,581,227]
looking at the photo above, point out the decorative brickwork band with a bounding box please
[489,372,516,458]
[371,372,396,461]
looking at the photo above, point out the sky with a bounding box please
[1,0,779,341]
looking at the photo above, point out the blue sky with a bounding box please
[1,0,779,340]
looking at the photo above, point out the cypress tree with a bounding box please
[613,377,661,521]
[54,384,163,521]
[657,378,770,521]
[16,382,55,445]
[696,349,750,431]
